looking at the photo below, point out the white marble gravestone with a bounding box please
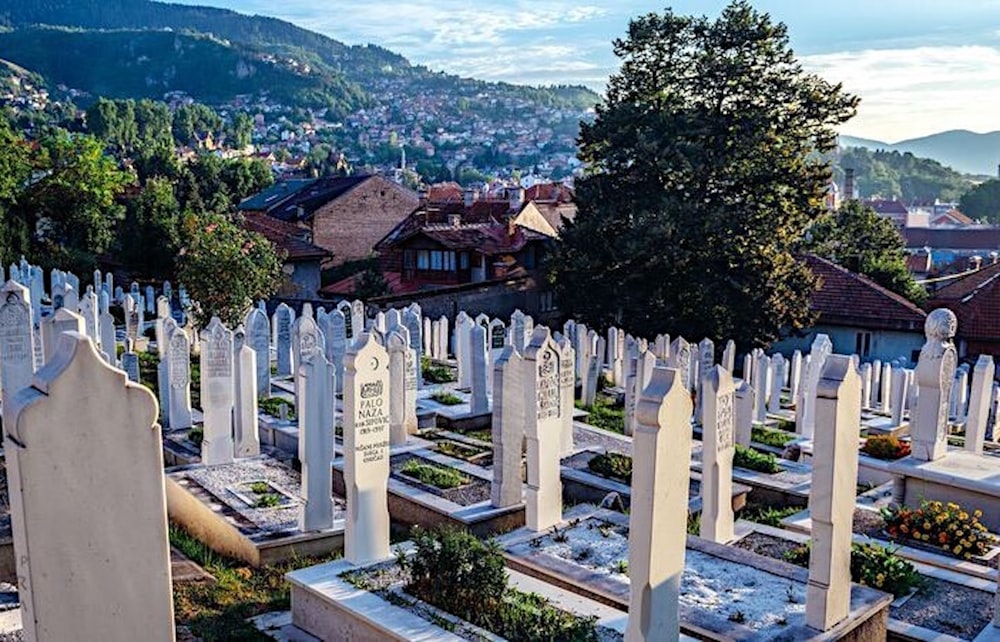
[806,355,861,631]
[245,307,271,398]
[233,328,260,458]
[556,334,576,455]
[524,326,563,531]
[626,366,692,642]
[166,323,193,430]
[298,335,335,532]
[701,365,735,544]
[491,346,524,509]
[0,281,36,409]
[200,318,235,465]
[343,333,391,564]
[964,355,994,455]
[911,310,958,462]
[273,303,295,377]
[6,333,175,642]
[470,324,490,415]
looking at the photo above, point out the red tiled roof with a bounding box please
[930,209,974,226]
[804,255,926,332]
[903,227,1000,251]
[375,200,512,250]
[241,212,329,261]
[906,253,932,274]
[525,183,573,203]
[928,261,1000,342]
[426,182,463,203]
[863,199,909,215]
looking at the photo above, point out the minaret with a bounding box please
[400,144,406,170]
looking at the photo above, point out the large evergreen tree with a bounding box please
[548,2,858,348]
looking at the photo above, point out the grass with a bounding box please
[587,452,632,483]
[258,397,296,420]
[255,494,280,508]
[400,459,470,489]
[733,444,782,474]
[170,524,338,641]
[435,441,487,460]
[741,503,800,527]
[430,390,463,406]
[422,356,456,384]
[751,426,795,448]
[460,428,493,443]
[576,396,625,434]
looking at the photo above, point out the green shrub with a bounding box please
[258,396,296,419]
[255,493,280,508]
[249,481,270,494]
[435,441,486,460]
[430,390,463,406]
[587,452,632,483]
[741,504,799,527]
[862,434,910,460]
[401,460,469,489]
[189,426,203,446]
[751,426,795,448]
[401,527,597,642]
[422,356,456,384]
[579,397,625,434]
[784,541,923,597]
[733,444,781,474]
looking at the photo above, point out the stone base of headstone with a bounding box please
[164,456,346,567]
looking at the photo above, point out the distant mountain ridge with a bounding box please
[839,130,1000,177]
[0,0,599,113]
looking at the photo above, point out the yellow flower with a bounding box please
[973,509,983,518]
[959,512,969,521]
[954,545,963,555]
[913,530,921,539]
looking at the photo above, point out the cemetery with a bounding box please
[0,261,996,641]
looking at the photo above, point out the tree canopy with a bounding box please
[959,179,1000,223]
[177,213,282,328]
[804,200,927,305]
[547,2,858,348]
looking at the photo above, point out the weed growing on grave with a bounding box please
[881,500,997,559]
[587,451,632,483]
[400,459,469,489]
[249,481,270,495]
[188,426,204,446]
[687,512,701,535]
[400,526,598,641]
[783,541,924,597]
[435,440,486,461]
[422,356,456,383]
[550,524,570,543]
[255,493,280,508]
[729,610,746,623]
[861,435,911,460]
[577,396,625,434]
[740,503,800,527]
[733,445,781,474]
[257,397,296,420]
[430,390,463,406]
[751,426,795,448]
[613,559,629,575]
[170,524,339,641]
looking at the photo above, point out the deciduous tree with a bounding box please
[548,2,858,347]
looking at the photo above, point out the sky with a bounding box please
[169,0,1000,142]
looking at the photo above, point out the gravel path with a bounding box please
[733,532,803,563]
[893,578,993,639]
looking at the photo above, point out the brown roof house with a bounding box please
[239,175,419,266]
[242,213,329,299]
[771,255,928,365]
[927,260,1000,358]
[324,184,574,323]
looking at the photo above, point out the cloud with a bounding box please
[803,45,1000,140]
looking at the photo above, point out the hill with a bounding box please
[0,27,368,114]
[830,146,971,202]
[0,0,599,112]
[839,130,999,177]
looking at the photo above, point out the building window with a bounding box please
[855,332,872,358]
[460,252,469,269]
[430,250,443,270]
[539,291,556,312]
[403,250,415,270]
[414,249,457,272]
[417,250,429,270]
[524,245,536,269]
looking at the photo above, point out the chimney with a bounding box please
[970,255,983,271]
[509,186,525,211]
[844,168,855,201]
[464,186,477,208]
[448,212,461,228]
[991,251,999,265]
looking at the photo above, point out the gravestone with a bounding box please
[6,333,175,642]
[608,327,624,387]
[388,329,414,446]
[807,355,861,631]
[245,307,271,398]
[880,361,893,415]
[298,335,335,532]
[696,338,715,423]
[910,310,958,462]
[582,339,600,407]
[653,334,670,363]
[624,339,639,436]
[722,339,736,373]
[40,307,84,364]
[343,333,391,564]
[488,319,507,389]
[524,326,563,531]
[200,318,235,465]
[668,336,691,391]
[574,322,589,378]
[753,351,770,423]
[80,287,99,341]
[491,346,524,509]
[510,309,529,352]
[626,366,692,642]
[402,309,422,388]
[0,281,36,406]
[325,309,348,396]
[701,365,735,544]
[422,316,432,357]
[769,353,785,414]
[99,291,116,364]
[860,363,873,409]
[797,334,833,438]
[964,355,994,455]
[890,366,910,428]
[233,329,260,458]
[166,322,192,430]
[350,300,365,341]
[122,348,140,383]
[789,349,803,403]
[454,312,473,389]
[436,315,449,360]
[469,324,490,415]
[273,303,295,377]
[734,380,754,446]
[557,334,575,455]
